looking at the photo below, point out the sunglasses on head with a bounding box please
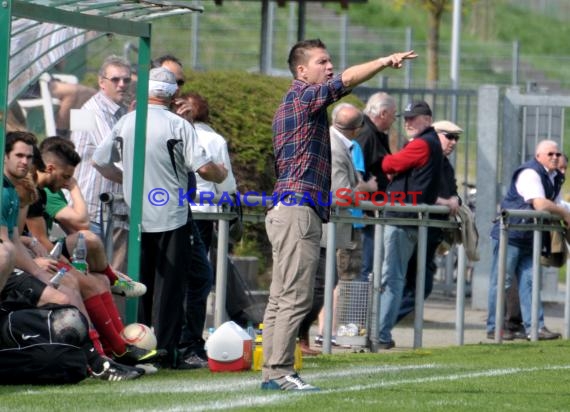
[547,152,562,157]
[103,76,131,85]
[443,133,460,141]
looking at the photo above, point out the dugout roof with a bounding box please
[4,0,202,105]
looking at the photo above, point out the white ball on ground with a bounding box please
[120,323,157,351]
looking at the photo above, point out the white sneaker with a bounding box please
[261,373,320,391]
[111,278,147,297]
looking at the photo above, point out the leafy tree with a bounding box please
[394,0,450,87]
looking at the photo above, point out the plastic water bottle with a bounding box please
[337,325,348,337]
[71,233,88,274]
[252,323,264,371]
[48,238,64,260]
[246,322,256,341]
[294,338,303,371]
[346,323,359,337]
[49,267,67,289]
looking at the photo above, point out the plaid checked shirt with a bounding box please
[271,74,350,222]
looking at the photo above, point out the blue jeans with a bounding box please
[486,239,544,334]
[397,228,443,323]
[359,225,374,281]
[378,225,418,343]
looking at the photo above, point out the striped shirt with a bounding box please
[71,92,129,228]
[271,74,350,221]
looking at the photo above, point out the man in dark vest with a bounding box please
[397,120,463,323]
[376,101,443,349]
[487,140,567,341]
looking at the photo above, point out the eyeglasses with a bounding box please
[547,152,562,157]
[336,121,364,131]
[176,79,185,87]
[102,76,131,85]
[443,133,460,142]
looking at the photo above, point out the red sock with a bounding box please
[103,265,119,284]
[84,294,126,355]
[89,329,106,356]
[98,333,114,357]
[100,291,124,333]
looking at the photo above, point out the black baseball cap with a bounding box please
[400,101,432,118]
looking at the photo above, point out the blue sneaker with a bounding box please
[261,373,319,391]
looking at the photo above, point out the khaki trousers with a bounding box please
[262,204,321,380]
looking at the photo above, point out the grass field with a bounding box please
[1,340,569,411]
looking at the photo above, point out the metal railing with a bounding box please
[103,193,473,350]
[494,209,570,343]
[104,193,570,351]
[319,200,465,354]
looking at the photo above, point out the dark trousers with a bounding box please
[179,220,213,354]
[138,221,193,363]
[359,225,375,282]
[194,219,214,257]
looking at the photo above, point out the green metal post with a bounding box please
[0,0,12,195]
[125,34,151,323]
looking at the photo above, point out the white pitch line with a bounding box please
[152,364,570,412]
[21,363,438,397]
[339,364,570,392]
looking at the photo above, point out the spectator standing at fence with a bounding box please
[486,139,566,341]
[501,153,568,340]
[355,92,397,282]
[93,67,227,368]
[397,120,462,323]
[334,137,367,285]
[376,101,442,350]
[263,38,416,391]
[71,55,131,272]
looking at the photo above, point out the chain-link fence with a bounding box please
[75,1,570,93]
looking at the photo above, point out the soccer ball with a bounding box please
[120,323,157,351]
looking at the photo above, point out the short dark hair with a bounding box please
[287,39,327,77]
[152,54,183,69]
[39,136,81,167]
[98,55,131,77]
[32,145,46,172]
[5,131,37,155]
[180,92,209,123]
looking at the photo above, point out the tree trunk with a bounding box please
[426,7,443,88]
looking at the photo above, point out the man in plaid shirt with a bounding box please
[262,39,416,391]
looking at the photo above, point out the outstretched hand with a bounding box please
[384,50,417,69]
